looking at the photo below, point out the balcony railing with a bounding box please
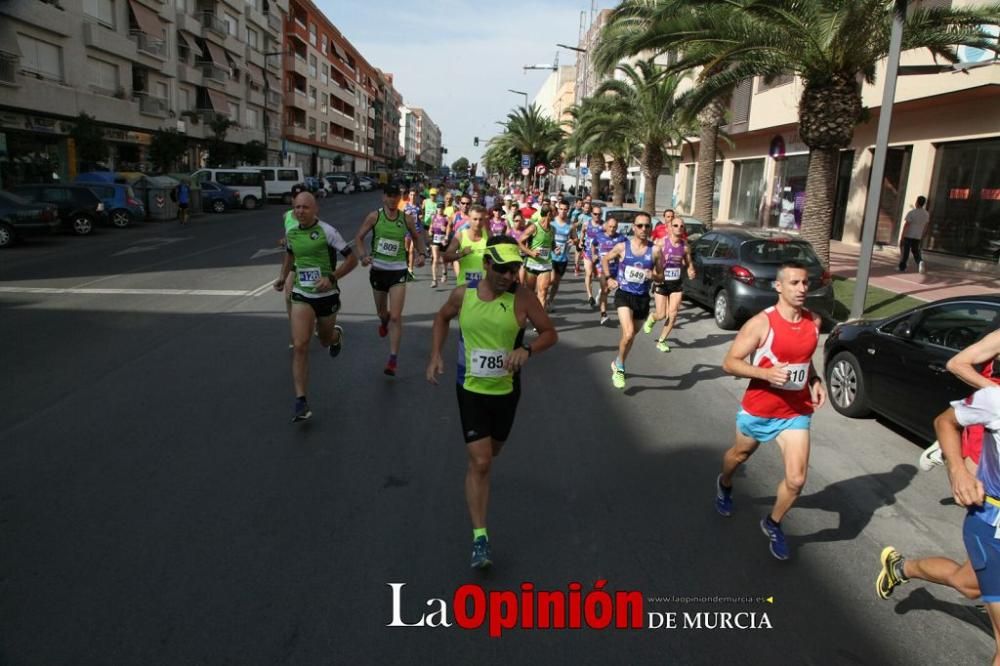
[198,62,229,82]
[130,31,167,58]
[0,56,19,84]
[135,92,169,116]
[200,11,227,35]
[267,13,281,32]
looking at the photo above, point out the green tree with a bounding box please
[491,105,564,188]
[567,96,638,206]
[332,155,344,169]
[206,115,238,167]
[69,113,107,171]
[149,129,188,173]
[482,139,519,180]
[595,0,1000,264]
[240,140,267,166]
[451,156,470,173]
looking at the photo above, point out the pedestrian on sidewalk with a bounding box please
[898,196,930,274]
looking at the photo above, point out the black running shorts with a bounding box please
[614,290,651,320]
[369,268,408,292]
[456,383,521,444]
[654,280,683,296]
[552,261,568,276]
[291,291,341,318]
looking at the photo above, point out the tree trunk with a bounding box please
[589,154,604,198]
[799,148,838,268]
[694,101,723,226]
[640,146,663,215]
[610,156,628,207]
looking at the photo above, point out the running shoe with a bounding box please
[378,316,389,338]
[918,260,926,275]
[715,475,733,517]
[760,518,790,560]
[470,536,493,569]
[918,441,944,471]
[384,356,397,376]
[588,296,597,309]
[611,362,626,389]
[600,313,609,326]
[876,546,908,599]
[406,270,415,282]
[431,280,437,288]
[656,340,671,353]
[292,398,312,423]
[642,314,656,334]
[329,325,344,358]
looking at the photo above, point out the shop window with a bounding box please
[769,154,808,230]
[927,138,1000,260]
[728,158,765,223]
[17,33,63,81]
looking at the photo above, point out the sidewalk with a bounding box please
[829,240,1000,302]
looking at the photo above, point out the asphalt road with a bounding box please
[0,193,992,665]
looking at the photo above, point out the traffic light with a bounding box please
[473,136,479,146]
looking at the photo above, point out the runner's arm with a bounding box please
[507,286,558,372]
[601,243,624,287]
[273,249,293,290]
[518,225,538,257]
[946,328,1000,390]
[427,287,465,384]
[353,212,378,265]
[722,314,790,385]
[442,233,465,262]
[935,406,984,507]
[651,246,664,283]
[404,213,427,258]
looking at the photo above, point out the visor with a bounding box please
[485,243,523,265]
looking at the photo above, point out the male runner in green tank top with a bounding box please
[442,203,488,285]
[426,236,558,569]
[354,183,426,376]
[273,192,357,422]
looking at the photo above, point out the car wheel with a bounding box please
[212,199,227,214]
[243,196,258,210]
[826,351,871,418]
[0,222,14,248]
[111,208,132,228]
[72,215,94,236]
[713,289,737,330]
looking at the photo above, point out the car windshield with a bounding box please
[740,239,821,266]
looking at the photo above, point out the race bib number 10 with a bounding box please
[470,348,508,377]
[775,363,810,391]
[376,238,400,256]
[432,233,445,244]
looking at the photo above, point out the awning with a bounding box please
[204,41,228,68]
[332,42,347,61]
[177,32,203,58]
[246,64,265,86]
[0,20,22,58]
[128,0,164,38]
[206,88,229,113]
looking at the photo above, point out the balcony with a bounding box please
[83,22,138,59]
[177,62,203,85]
[130,31,168,59]
[285,124,310,140]
[266,90,282,106]
[288,89,307,110]
[136,92,169,117]
[246,45,265,68]
[267,13,282,33]
[199,62,229,83]
[175,11,201,35]
[247,88,265,106]
[200,12,227,37]
[0,55,17,85]
[289,55,308,78]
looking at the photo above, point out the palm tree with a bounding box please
[493,104,564,189]
[566,96,638,206]
[592,59,694,214]
[593,0,1000,265]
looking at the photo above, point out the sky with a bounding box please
[316,0,615,168]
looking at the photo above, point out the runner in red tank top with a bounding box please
[714,261,826,561]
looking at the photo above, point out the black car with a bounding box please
[9,184,110,236]
[683,229,835,329]
[0,190,61,248]
[824,295,1000,442]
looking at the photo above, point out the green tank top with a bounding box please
[283,210,297,232]
[285,221,349,297]
[371,208,408,270]
[457,230,487,285]
[525,222,554,271]
[458,287,521,395]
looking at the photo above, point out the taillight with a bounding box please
[40,208,54,221]
[730,265,755,285]
[820,270,832,286]
[127,197,141,206]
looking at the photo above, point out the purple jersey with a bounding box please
[660,237,687,282]
[592,231,626,275]
[488,218,509,237]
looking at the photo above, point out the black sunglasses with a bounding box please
[634,224,651,229]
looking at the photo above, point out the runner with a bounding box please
[643,213,696,351]
[601,213,662,389]
[592,215,626,326]
[272,192,357,422]
[487,206,509,238]
[403,189,424,279]
[714,262,825,560]
[582,205,604,308]
[547,200,577,312]
[353,183,427,376]
[517,205,555,308]
[429,202,451,287]
[443,203,488,286]
[426,236,558,568]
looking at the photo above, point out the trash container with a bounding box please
[134,176,180,221]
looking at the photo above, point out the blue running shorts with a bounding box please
[964,513,1000,603]
[736,410,811,443]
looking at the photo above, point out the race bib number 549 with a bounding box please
[624,265,648,284]
[470,349,508,377]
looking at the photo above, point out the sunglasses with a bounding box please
[634,224,651,229]
[671,224,683,228]
[492,262,521,275]
[460,201,470,205]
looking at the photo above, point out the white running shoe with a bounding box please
[918,260,926,274]
[918,441,944,471]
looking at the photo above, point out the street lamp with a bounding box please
[556,43,586,53]
[507,89,528,107]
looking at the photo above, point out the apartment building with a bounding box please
[672,40,1000,265]
[398,105,417,167]
[281,0,378,175]
[410,107,441,172]
[532,65,576,126]
[372,69,401,170]
[0,0,287,185]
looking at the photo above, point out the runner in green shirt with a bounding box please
[517,205,556,310]
[273,193,358,422]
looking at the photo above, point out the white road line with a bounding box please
[0,287,250,296]
[249,280,277,297]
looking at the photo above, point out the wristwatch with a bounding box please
[521,343,533,357]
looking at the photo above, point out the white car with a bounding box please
[324,174,355,194]
[356,177,375,192]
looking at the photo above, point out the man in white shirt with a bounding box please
[898,195,930,274]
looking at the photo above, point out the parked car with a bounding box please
[680,216,708,242]
[73,172,145,228]
[9,184,110,236]
[683,229,834,329]
[823,296,1000,442]
[356,177,375,192]
[191,169,265,209]
[239,166,303,203]
[602,207,660,237]
[199,181,242,213]
[325,174,355,194]
[303,176,328,197]
[0,190,60,248]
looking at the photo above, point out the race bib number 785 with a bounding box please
[470,348,509,377]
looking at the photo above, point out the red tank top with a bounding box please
[741,306,820,418]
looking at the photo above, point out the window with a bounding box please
[739,240,821,267]
[225,13,239,36]
[320,121,327,140]
[17,34,63,81]
[87,57,118,92]
[320,93,328,113]
[321,34,327,55]
[278,169,298,181]
[757,73,793,93]
[910,302,1000,350]
[728,159,766,223]
[178,87,190,111]
[308,54,317,78]
[228,101,239,119]
[691,234,717,258]
[709,237,735,259]
[175,0,186,11]
[245,107,258,128]
[308,22,316,46]
[246,27,258,49]
[321,63,328,85]
[83,0,114,27]
[308,86,317,108]
[682,164,695,215]
[928,138,1000,260]
[154,80,168,99]
[308,116,316,138]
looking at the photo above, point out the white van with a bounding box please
[191,169,266,209]
[239,166,303,203]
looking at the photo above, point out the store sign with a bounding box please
[0,113,70,135]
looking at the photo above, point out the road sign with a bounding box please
[520,154,532,169]
[580,167,589,177]
[521,167,530,176]
[535,164,547,175]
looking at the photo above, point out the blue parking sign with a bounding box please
[580,167,589,176]
[521,154,532,169]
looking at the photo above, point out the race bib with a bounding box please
[432,233,445,244]
[553,245,565,259]
[376,238,400,256]
[536,247,550,259]
[772,363,810,391]
[464,271,483,284]
[470,348,508,377]
[624,265,648,284]
[297,267,321,287]
[664,266,682,281]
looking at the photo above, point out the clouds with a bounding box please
[317,0,599,164]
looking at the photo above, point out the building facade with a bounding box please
[532,65,576,126]
[0,0,287,185]
[372,69,401,170]
[410,107,440,172]
[398,105,417,167]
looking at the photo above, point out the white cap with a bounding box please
[549,195,558,201]
[503,194,513,200]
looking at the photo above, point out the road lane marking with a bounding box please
[0,287,250,296]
